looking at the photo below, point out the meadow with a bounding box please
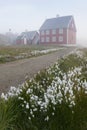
[0,47,87,130]
[0,44,64,63]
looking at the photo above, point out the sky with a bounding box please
[0,0,87,44]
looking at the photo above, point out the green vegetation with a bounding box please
[0,48,87,130]
[0,45,63,63]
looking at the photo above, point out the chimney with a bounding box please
[56,14,59,18]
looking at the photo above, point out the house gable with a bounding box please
[68,16,76,32]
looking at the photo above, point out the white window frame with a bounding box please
[59,29,63,34]
[41,30,44,35]
[52,29,56,34]
[59,36,63,42]
[52,36,56,42]
[41,37,44,42]
[46,37,50,42]
[46,30,50,35]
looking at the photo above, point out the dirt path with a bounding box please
[0,47,77,94]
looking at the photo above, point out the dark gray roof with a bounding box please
[16,35,23,40]
[40,15,73,30]
[21,31,37,40]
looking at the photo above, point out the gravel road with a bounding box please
[0,47,77,94]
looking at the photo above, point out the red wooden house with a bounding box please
[39,15,76,45]
[16,31,39,45]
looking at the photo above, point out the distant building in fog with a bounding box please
[16,31,39,45]
[6,30,18,44]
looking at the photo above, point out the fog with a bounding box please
[0,0,87,46]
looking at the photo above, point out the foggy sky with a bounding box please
[0,0,87,44]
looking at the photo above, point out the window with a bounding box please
[59,36,63,42]
[52,29,56,34]
[59,29,63,34]
[46,37,50,42]
[52,36,56,42]
[46,30,50,35]
[41,37,44,42]
[41,30,44,35]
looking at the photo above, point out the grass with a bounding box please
[0,48,87,130]
[0,97,19,130]
[0,44,62,55]
[0,44,64,63]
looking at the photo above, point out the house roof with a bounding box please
[39,15,73,30]
[16,35,23,40]
[21,31,38,40]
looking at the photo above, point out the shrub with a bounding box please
[0,97,19,130]
[58,54,84,72]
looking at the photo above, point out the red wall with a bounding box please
[40,28,67,44]
[40,17,76,45]
[16,39,25,45]
[68,30,76,44]
[67,18,76,44]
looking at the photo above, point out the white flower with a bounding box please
[45,116,49,121]
[18,97,24,100]
[52,112,55,115]
[1,93,8,100]
[26,103,29,109]
[33,108,37,111]
[30,109,33,115]
[26,88,31,94]
[22,104,24,107]
[28,117,31,120]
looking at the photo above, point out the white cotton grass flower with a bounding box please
[74,50,84,58]
[52,112,55,116]
[18,96,24,100]
[21,104,24,107]
[28,117,31,120]
[33,108,37,112]
[45,116,49,121]
[24,101,27,104]
[30,109,33,115]
[25,82,29,87]
[26,103,29,109]
[31,48,63,56]
[1,93,8,100]
[26,88,31,94]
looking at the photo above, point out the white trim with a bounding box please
[67,16,73,28]
[24,38,27,45]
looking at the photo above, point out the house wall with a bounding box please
[16,39,23,45]
[67,29,76,44]
[40,28,67,44]
[32,33,39,44]
[67,18,76,44]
